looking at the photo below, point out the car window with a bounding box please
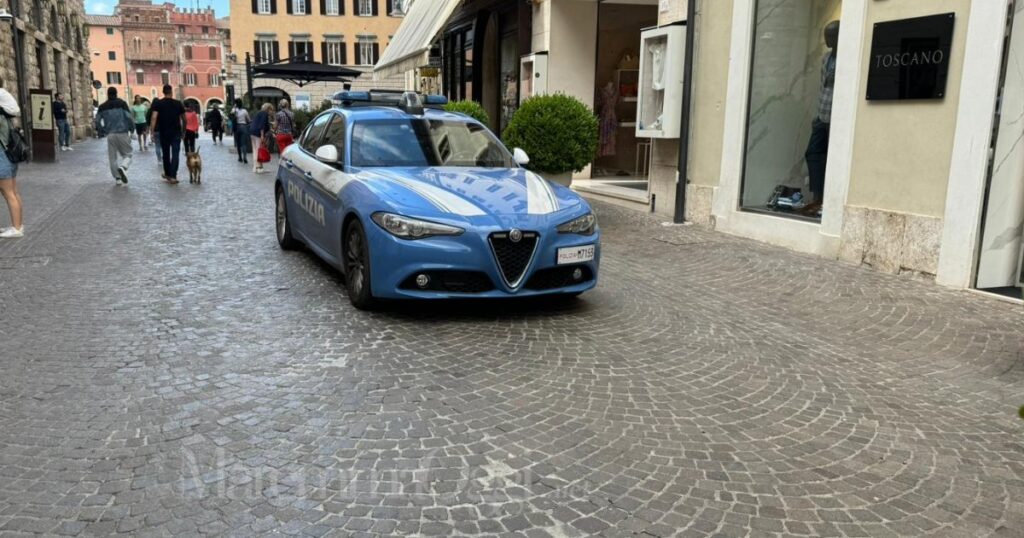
[301,113,332,154]
[321,114,347,164]
[350,119,512,168]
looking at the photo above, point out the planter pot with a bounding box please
[544,171,573,187]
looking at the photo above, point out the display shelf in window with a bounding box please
[520,52,548,100]
[636,23,686,139]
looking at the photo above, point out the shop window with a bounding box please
[740,0,842,221]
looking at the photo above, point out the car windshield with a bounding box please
[351,119,513,168]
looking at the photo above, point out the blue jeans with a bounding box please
[153,131,163,160]
[805,118,830,202]
[57,119,71,147]
[159,132,181,179]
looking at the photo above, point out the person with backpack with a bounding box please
[94,87,135,185]
[0,77,24,238]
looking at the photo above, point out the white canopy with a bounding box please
[373,0,462,79]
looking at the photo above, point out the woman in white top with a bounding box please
[0,77,23,238]
[232,99,251,165]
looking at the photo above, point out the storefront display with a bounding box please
[739,0,842,220]
[636,24,686,138]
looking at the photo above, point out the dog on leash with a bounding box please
[186,148,202,184]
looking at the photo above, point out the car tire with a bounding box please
[344,220,376,310]
[276,186,300,250]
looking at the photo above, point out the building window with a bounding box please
[739,0,841,221]
[324,40,346,66]
[105,27,114,35]
[161,71,170,85]
[256,38,278,63]
[108,51,116,60]
[324,0,340,15]
[257,0,272,14]
[159,38,167,53]
[358,0,373,16]
[183,45,192,60]
[289,39,312,61]
[356,37,378,66]
[183,72,197,86]
[106,72,122,85]
[202,26,209,34]
[389,0,409,16]
[136,71,145,84]
[133,36,142,52]
[209,46,219,60]
[208,72,220,86]
[291,0,307,15]
[178,25,185,33]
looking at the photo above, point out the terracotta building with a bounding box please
[172,8,227,109]
[83,15,127,102]
[118,0,176,102]
[0,0,94,141]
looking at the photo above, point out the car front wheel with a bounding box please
[344,220,376,310]
[276,186,300,250]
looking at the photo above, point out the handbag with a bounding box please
[257,145,271,163]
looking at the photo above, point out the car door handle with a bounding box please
[282,158,294,168]
[304,171,314,180]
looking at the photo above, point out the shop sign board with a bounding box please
[866,13,955,101]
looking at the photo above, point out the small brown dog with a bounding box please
[186,149,202,184]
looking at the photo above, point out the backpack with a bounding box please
[2,115,30,164]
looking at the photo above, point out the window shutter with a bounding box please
[287,0,293,14]
[372,42,379,64]
[339,0,344,14]
[372,0,379,16]
[270,0,277,14]
[386,0,393,15]
[320,0,326,15]
[288,41,295,59]
[272,41,280,62]
[341,43,347,65]
[353,0,359,15]
[321,42,328,64]
[354,43,361,66]
[252,0,259,13]
[253,40,260,62]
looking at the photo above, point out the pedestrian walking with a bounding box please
[149,84,186,184]
[53,93,72,151]
[0,77,24,238]
[274,98,295,153]
[131,96,149,151]
[184,104,200,153]
[205,105,224,145]
[232,99,250,164]
[94,87,134,185]
[250,102,274,174]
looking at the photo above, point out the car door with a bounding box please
[284,113,331,252]
[305,113,349,259]
[287,112,338,258]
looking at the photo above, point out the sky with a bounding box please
[85,0,231,17]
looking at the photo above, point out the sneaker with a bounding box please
[65,146,73,151]
[0,227,24,238]
[117,166,128,184]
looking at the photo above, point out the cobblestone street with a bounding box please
[0,137,1022,537]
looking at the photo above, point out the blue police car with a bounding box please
[275,91,600,309]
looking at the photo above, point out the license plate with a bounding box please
[557,245,596,265]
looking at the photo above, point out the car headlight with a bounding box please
[371,212,464,239]
[557,212,597,235]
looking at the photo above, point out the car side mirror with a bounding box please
[513,147,530,166]
[315,144,340,163]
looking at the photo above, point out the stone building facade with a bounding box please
[0,0,94,141]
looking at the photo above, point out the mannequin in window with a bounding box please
[598,81,619,157]
[804,20,839,216]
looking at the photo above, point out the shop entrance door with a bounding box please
[976,0,1024,299]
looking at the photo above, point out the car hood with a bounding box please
[352,167,586,226]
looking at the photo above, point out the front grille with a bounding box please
[489,231,539,287]
[524,265,594,290]
[399,271,495,293]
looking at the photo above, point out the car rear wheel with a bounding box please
[344,220,376,310]
[276,187,300,250]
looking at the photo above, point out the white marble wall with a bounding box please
[741,0,841,208]
[976,0,1024,289]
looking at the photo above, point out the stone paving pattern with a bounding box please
[0,138,1022,537]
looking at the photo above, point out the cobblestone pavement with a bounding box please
[0,137,1022,537]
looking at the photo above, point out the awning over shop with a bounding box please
[373,0,461,79]
[252,58,362,87]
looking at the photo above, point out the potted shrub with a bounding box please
[444,100,491,126]
[502,94,599,186]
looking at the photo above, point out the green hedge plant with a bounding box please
[502,94,599,175]
[444,100,491,126]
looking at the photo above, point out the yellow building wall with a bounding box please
[86,24,127,99]
[846,0,972,218]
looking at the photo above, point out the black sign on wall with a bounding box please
[866,13,955,101]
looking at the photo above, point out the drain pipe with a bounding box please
[672,0,698,223]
